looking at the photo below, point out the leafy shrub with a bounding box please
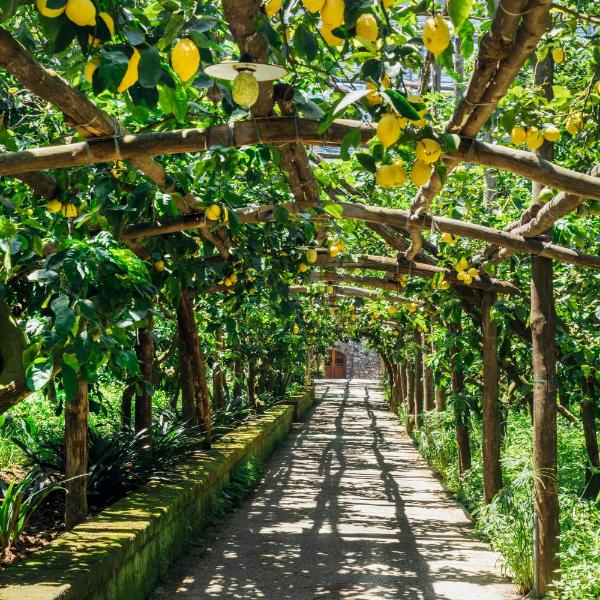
[210,458,263,520]
[0,467,64,552]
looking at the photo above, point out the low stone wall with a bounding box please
[280,384,315,420]
[0,404,295,600]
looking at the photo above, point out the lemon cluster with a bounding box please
[455,258,478,286]
[46,199,78,218]
[510,125,561,149]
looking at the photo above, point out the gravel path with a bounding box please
[153,379,518,599]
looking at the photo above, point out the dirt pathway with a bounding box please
[153,380,518,599]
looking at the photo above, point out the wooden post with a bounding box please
[414,332,424,429]
[400,364,408,409]
[134,312,154,437]
[422,332,435,411]
[64,376,89,530]
[233,355,243,399]
[451,322,472,475]
[406,364,416,435]
[581,378,600,500]
[212,329,225,411]
[121,384,134,428]
[177,290,212,446]
[481,291,503,503]
[248,356,257,411]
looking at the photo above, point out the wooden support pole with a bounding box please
[481,291,503,503]
[422,332,435,412]
[451,322,472,476]
[581,378,600,500]
[248,356,257,411]
[134,313,154,439]
[400,364,408,410]
[406,365,416,435]
[64,376,89,530]
[414,332,424,429]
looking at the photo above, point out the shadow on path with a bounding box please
[152,380,517,600]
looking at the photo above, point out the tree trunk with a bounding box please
[134,313,154,437]
[406,365,416,435]
[121,384,134,429]
[212,329,225,411]
[422,332,435,411]
[400,364,408,409]
[64,376,89,530]
[248,356,257,411]
[177,291,212,446]
[414,333,424,429]
[233,355,243,399]
[451,323,472,475]
[482,291,503,503]
[581,378,600,500]
[435,387,446,412]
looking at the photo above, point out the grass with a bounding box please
[395,394,599,599]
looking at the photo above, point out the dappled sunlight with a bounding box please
[153,381,516,600]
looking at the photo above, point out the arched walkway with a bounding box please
[153,380,517,599]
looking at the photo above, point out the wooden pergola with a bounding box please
[0,1,598,595]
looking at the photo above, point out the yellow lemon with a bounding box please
[411,159,432,187]
[321,0,345,27]
[302,0,325,12]
[441,232,454,244]
[230,272,238,283]
[511,126,527,145]
[233,71,260,108]
[65,0,96,27]
[118,48,140,93]
[455,257,469,272]
[366,82,382,105]
[293,324,300,335]
[327,285,334,295]
[381,74,391,88]
[422,15,450,56]
[457,270,467,281]
[321,24,344,46]
[171,38,200,82]
[37,0,65,18]
[154,260,165,272]
[565,113,583,135]
[408,302,418,313]
[206,204,221,221]
[415,138,442,164]
[552,47,565,64]
[376,163,404,188]
[89,12,115,46]
[306,248,318,263]
[542,125,560,142]
[84,59,98,84]
[356,13,378,42]
[298,263,309,272]
[62,202,78,218]
[383,0,395,7]
[463,275,473,285]
[377,113,401,148]
[265,0,282,17]
[525,126,544,150]
[439,280,450,290]
[467,267,478,278]
[46,199,63,213]
[389,306,397,314]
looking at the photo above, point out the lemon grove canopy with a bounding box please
[0,0,599,596]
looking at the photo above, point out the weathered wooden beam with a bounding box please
[314,253,521,295]
[290,284,412,304]
[2,117,600,200]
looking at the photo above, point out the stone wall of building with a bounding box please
[333,340,381,379]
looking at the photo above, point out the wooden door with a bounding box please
[325,349,347,379]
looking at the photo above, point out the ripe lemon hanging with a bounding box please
[376,162,405,188]
[366,82,382,105]
[84,59,98,84]
[118,48,140,93]
[377,113,401,148]
[306,248,318,263]
[206,204,221,221]
[265,0,282,17]
[321,0,345,28]
[415,138,442,164]
[552,47,565,64]
[46,199,63,213]
[356,14,378,42]
[408,303,418,313]
[511,126,526,145]
[293,324,300,335]
[441,232,454,244]
[321,24,343,47]
[233,72,260,108]
[467,268,478,278]
[66,0,97,27]
[155,260,165,272]
[327,285,334,295]
[62,202,78,218]
[543,125,560,142]
[525,126,544,150]
[565,113,583,135]
[298,263,310,273]
[455,257,469,272]
[302,0,325,12]
[411,159,432,187]
[172,38,200,82]
[383,0,395,6]
[422,15,450,56]
[37,0,65,18]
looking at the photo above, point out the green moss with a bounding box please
[0,405,293,600]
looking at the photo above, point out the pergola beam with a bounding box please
[2,118,600,200]
[290,284,412,304]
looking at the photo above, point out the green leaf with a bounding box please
[439,133,461,153]
[340,128,362,160]
[62,352,80,373]
[383,90,421,120]
[322,203,344,219]
[448,0,473,30]
[294,24,319,63]
[138,46,162,88]
[26,357,54,392]
[332,89,372,118]
[355,152,377,173]
[97,50,130,93]
[62,364,78,403]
